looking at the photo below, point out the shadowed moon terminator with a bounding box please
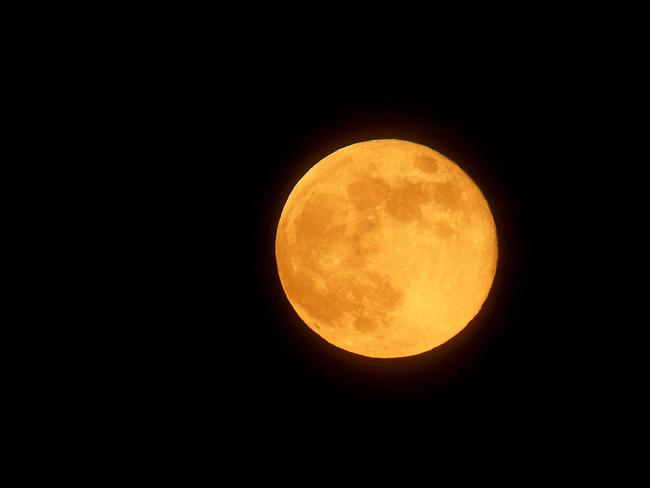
[275,139,498,358]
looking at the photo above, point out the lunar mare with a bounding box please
[275,139,498,358]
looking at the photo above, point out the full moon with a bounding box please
[275,139,498,358]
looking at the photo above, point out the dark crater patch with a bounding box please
[413,155,439,174]
[435,221,456,239]
[294,192,346,257]
[431,182,462,210]
[354,315,380,332]
[347,177,390,210]
[385,180,432,223]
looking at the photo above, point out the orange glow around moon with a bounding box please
[275,139,498,358]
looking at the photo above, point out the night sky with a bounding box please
[122,31,635,453]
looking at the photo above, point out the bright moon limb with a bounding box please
[275,139,498,358]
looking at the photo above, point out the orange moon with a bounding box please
[275,139,498,358]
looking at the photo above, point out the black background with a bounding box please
[11,7,642,480]
[108,21,640,456]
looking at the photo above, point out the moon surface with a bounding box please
[275,139,498,358]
